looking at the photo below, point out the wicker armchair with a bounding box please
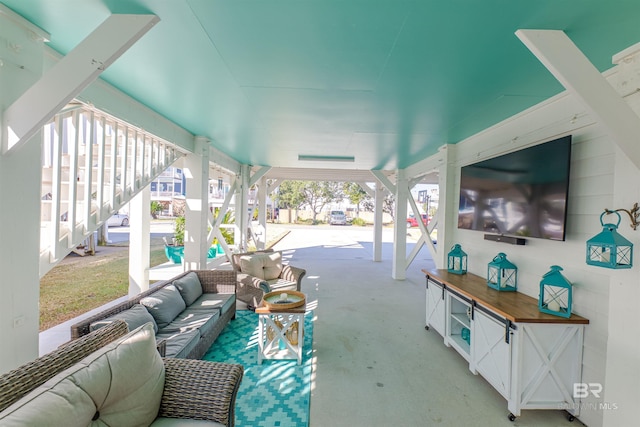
[0,320,244,427]
[230,249,306,307]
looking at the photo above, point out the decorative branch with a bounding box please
[605,202,640,230]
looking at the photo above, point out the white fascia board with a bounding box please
[0,4,50,42]
[403,149,445,181]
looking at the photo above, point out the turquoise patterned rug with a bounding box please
[203,310,314,427]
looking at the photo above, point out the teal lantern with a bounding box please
[447,244,468,274]
[487,253,517,291]
[539,265,572,318]
[586,211,633,269]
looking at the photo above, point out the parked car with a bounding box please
[329,210,347,225]
[107,212,129,227]
[407,214,429,227]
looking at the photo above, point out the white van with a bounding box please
[329,210,347,225]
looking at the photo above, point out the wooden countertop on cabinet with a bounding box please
[422,268,589,324]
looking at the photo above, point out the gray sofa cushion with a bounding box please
[0,323,164,426]
[173,272,203,306]
[188,293,235,314]
[159,309,220,336]
[89,304,158,334]
[151,418,225,426]
[140,285,186,329]
[156,329,200,358]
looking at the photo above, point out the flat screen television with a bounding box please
[458,135,572,241]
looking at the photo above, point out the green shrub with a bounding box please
[173,216,185,245]
[351,217,367,226]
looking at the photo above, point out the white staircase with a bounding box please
[40,102,184,277]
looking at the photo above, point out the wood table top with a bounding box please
[422,268,589,324]
[255,303,306,314]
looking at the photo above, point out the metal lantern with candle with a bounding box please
[539,265,572,318]
[487,252,517,291]
[447,244,468,274]
[586,211,633,269]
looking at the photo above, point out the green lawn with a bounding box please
[39,229,291,331]
[39,246,167,331]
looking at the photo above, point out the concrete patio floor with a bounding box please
[40,224,584,426]
[271,225,584,427]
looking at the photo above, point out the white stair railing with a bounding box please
[40,102,185,277]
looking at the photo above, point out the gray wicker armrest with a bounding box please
[237,273,269,292]
[159,358,244,427]
[156,338,167,357]
[197,270,237,294]
[281,265,306,291]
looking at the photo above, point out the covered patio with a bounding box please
[39,225,572,426]
[2,2,640,426]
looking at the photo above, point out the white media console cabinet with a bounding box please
[422,269,589,421]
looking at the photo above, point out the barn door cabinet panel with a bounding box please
[423,269,589,421]
[471,307,512,400]
[425,276,446,337]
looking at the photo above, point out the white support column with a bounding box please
[373,183,385,262]
[3,13,159,154]
[238,164,251,251]
[516,29,640,170]
[183,137,210,270]
[0,7,47,373]
[436,145,457,268]
[393,171,409,280]
[129,186,150,296]
[257,176,268,250]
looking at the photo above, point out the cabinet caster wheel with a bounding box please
[567,413,575,422]
[425,325,430,330]
[508,413,516,422]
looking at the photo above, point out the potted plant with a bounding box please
[150,201,164,219]
[211,209,235,255]
[164,216,185,263]
[208,238,219,258]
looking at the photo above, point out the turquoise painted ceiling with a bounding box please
[3,0,640,171]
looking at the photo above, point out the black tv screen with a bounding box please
[458,135,572,241]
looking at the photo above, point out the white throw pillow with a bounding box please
[239,252,283,281]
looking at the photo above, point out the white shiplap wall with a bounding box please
[435,53,640,426]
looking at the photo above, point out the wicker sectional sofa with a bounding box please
[0,320,243,426]
[70,269,237,359]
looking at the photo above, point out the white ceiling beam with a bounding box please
[516,29,640,170]
[3,14,159,155]
[371,170,396,194]
[249,166,271,187]
[268,178,283,193]
[404,149,444,182]
[208,143,240,175]
[358,182,375,198]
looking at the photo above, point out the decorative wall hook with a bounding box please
[604,202,640,230]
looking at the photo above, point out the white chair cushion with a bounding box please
[239,252,283,281]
